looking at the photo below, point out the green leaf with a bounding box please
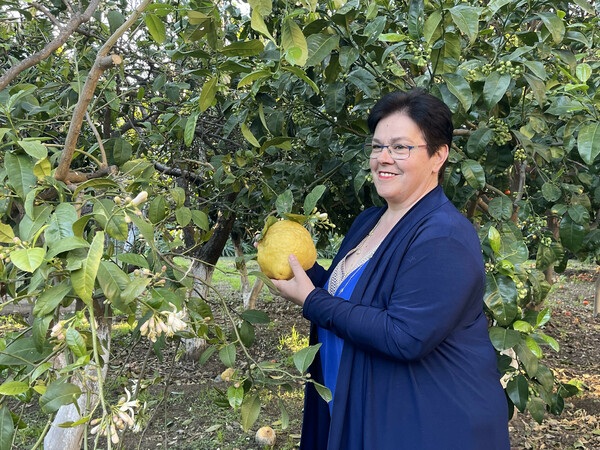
[407,0,424,39]
[461,159,485,189]
[324,82,346,115]
[443,73,472,111]
[18,140,47,160]
[0,336,52,366]
[483,72,511,109]
[219,343,236,368]
[282,67,319,94]
[184,112,198,147]
[0,406,15,450]
[45,203,78,243]
[71,231,104,305]
[121,277,151,304]
[577,122,600,165]
[515,340,539,377]
[33,281,72,317]
[303,185,326,215]
[148,195,167,224]
[466,128,493,158]
[538,333,559,352]
[145,13,166,43]
[275,189,294,215]
[488,226,501,254]
[536,244,555,271]
[538,12,565,45]
[237,69,271,88]
[293,343,321,374]
[279,399,289,430]
[313,381,333,402]
[568,205,589,225]
[524,73,547,106]
[221,40,264,57]
[347,68,379,99]
[559,215,584,253]
[116,253,149,269]
[488,326,521,351]
[227,385,244,409]
[541,182,562,202]
[250,10,274,41]
[484,275,518,326]
[576,63,592,83]
[46,236,90,259]
[241,394,261,431]
[488,196,513,221]
[0,222,15,243]
[239,321,255,347]
[148,195,168,224]
[107,10,125,34]
[191,210,209,231]
[281,19,308,66]
[11,247,46,273]
[449,4,481,44]
[112,138,132,166]
[423,10,442,44]
[527,396,546,424]
[198,346,216,367]
[199,77,217,112]
[175,207,192,227]
[249,0,272,15]
[32,315,52,352]
[506,374,529,412]
[65,328,87,358]
[240,309,270,324]
[306,34,339,67]
[241,123,260,147]
[39,378,81,414]
[150,288,181,310]
[129,215,157,251]
[5,152,37,200]
[525,335,543,358]
[0,381,29,396]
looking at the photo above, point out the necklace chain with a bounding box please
[354,217,382,255]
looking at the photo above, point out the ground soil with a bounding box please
[4,265,600,449]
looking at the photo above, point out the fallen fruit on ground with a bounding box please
[255,426,276,446]
[257,220,317,280]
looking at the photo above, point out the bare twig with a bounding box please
[31,2,62,27]
[0,0,102,91]
[85,111,108,168]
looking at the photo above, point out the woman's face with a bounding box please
[370,112,446,208]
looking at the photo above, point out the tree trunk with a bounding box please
[244,278,264,310]
[44,303,111,449]
[182,206,237,360]
[594,275,600,317]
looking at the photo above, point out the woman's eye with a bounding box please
[372,145,384,151]
[392,145,408,152]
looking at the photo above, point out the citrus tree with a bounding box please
[1,0,600,446]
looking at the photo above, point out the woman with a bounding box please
[270,89,510,449]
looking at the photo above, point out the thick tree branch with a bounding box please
[54,0,153,182]
[0,0,101,91]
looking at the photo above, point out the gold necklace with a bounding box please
[354,217,382,255]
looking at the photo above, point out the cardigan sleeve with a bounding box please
[302,236,484,362]
[305,262,329,288]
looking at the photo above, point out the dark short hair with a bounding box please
[367,88,453,183]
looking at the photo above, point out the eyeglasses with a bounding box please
[364,142,428,160]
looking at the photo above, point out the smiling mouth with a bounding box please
[378,171,397,179]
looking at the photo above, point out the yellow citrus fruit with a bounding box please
[257,220,317,280]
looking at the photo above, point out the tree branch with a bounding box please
[0,0,102,92]
[54,0,153,182]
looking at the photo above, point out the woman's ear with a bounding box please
[433,145,449,173]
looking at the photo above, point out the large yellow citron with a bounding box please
[257,220,317,280]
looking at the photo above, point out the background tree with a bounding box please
[0,0,599,446]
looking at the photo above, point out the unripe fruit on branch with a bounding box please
[257,220,317,280]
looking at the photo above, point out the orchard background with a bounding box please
[0,0,599,448]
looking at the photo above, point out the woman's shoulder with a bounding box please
[419,200,479,242]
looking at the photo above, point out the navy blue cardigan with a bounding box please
[301,186,510,449]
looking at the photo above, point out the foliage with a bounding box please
[0,0,599,444]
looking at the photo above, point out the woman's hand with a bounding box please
[270,254,315,307]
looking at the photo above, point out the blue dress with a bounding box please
[300,186,510,450]
[318,261,370,415]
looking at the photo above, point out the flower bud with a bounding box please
[131,191,148,206]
